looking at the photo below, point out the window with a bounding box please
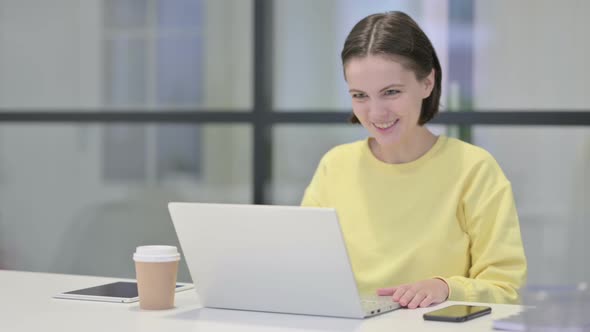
[102,0,204,182]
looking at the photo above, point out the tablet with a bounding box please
[53,281,194,303]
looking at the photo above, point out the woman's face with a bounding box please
[344,55,434,148]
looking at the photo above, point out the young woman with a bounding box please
[301,11,527,309]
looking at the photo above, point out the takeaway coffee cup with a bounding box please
[133,245,181,310]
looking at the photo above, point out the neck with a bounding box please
[370,127,437,164]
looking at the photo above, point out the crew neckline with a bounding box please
[363,135,447,171]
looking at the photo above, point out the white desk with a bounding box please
[2,270,522,331]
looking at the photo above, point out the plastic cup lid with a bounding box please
[133,245,180,262]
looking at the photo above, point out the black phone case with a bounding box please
[423,307,492,322]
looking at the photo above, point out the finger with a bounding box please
[398,288,417,307]
[407,291,427,309]
[419,294,434,308]
[376,287,396,296]
[392,286,409,302]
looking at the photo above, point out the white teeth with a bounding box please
[374,119,397,129]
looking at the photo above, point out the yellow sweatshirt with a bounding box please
[301,135,527,304]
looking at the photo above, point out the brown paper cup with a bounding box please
[133,246,181,310]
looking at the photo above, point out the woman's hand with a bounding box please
[377,278,449,309]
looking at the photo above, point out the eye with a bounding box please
[384,89,400,96]
[351,93,367,99]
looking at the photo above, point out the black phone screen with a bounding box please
[423,305,492,322]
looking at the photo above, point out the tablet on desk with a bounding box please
[53,281,193,303]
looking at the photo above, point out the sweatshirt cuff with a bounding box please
[433,276,469,302]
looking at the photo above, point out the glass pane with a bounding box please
[103,38,148,107]
[157,36,204,106]
[158,0,203,30]
[0,124,252,282]
[156,125,202,179]
[472,126,590,285]
[0,0,252,110]
[199,0,253,109]
[104,0,148,30]
[272,0,447,111]
[472,1,590,111]
[103,125,147,181]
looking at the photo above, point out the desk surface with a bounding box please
[2,270,521,331]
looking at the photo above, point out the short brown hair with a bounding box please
[341,11,442,125]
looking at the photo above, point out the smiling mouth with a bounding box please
[373,119,399,129]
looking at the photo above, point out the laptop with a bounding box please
[168,202,400,319]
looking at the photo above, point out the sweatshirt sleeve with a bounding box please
[441,161,527,304]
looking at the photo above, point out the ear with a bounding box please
[421,69,435,99]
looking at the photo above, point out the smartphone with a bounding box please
[53,281,193,303]
[423,305,492,322]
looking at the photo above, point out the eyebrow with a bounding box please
[348,83,405,94]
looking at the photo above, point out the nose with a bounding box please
[368,99,390,119]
